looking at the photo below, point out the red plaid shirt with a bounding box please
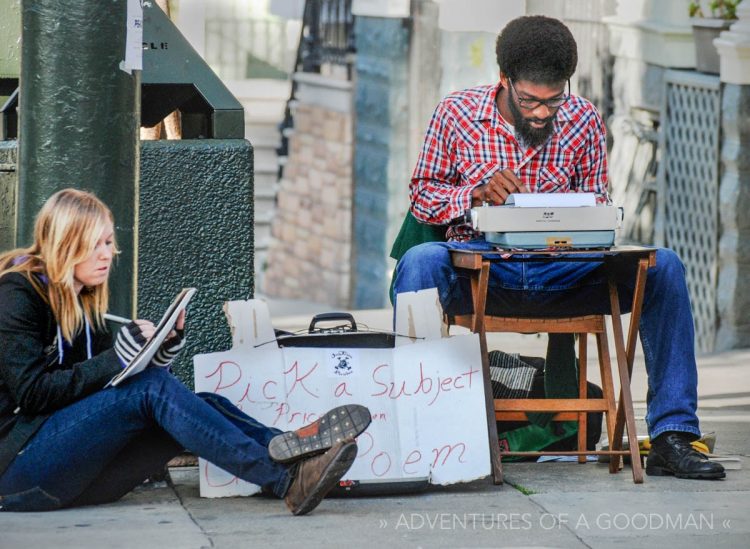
[411,83,610,241]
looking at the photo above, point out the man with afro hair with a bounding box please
[394,15,724,481]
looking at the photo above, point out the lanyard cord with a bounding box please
[56,325,63,365]
[84,316,92,360]
[56,316,93,364]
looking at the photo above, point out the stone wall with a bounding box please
[352,16,410,309]
[604,0,696,245]
[264,73,354,306]
[0,141,16,252]
[716,85,750,349]
[715,4,750,350]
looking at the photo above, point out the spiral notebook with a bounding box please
[107,287,197,387]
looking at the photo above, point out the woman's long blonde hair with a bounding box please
[0,188,118,342]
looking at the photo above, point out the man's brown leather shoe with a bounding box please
[285,440,357,516]
[269,404,371,464]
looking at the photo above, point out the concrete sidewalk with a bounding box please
[2,303,748,549]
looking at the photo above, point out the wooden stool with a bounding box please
[452,314,632,475]
[449,247,657,485]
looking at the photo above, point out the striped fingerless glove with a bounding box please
[150,329,186,368]
[114,321,148,368]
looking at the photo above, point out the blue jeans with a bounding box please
[393,239,700,440]
[0,368,292,511]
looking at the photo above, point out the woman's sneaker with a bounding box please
[269,404,371,464]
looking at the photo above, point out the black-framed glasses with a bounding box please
[508,79,570,110]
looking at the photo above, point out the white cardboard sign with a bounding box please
[193,292,490,497]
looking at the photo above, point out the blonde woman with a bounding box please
[0,189,371,514]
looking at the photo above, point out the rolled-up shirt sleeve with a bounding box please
[573,108,610,205]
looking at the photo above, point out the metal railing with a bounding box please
[278,0,356,160]
[205,16,293,80]
[299,0,356,73]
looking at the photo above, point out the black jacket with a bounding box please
[0,272,122,476]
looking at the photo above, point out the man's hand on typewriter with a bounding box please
[472,169,528,206]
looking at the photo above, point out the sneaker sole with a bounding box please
[269,404,371,464]
[290,441,358,516]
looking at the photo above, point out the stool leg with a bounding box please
[577,333,588,464]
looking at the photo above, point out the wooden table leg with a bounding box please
[596,327,621,475]
[611,256,651,475]
[472,261,504,485]
[608,276,645,484]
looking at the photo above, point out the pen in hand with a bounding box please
[105,311,186,333]
[104,313,132,324]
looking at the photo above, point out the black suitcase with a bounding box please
[276,312,396,348]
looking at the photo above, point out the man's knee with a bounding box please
[401,241,450,265]
[653,248,686,278]
[395,242,451,290]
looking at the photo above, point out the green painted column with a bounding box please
[18,0,138,316]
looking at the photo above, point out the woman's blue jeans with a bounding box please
[393,240,700,440]
[0,368,292,512]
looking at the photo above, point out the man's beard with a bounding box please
[507,94,556,148]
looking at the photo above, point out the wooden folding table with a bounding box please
[449,246,657,485]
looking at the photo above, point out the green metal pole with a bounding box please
[18,0,139,317]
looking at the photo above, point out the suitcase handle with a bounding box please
[308,312,357,333]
